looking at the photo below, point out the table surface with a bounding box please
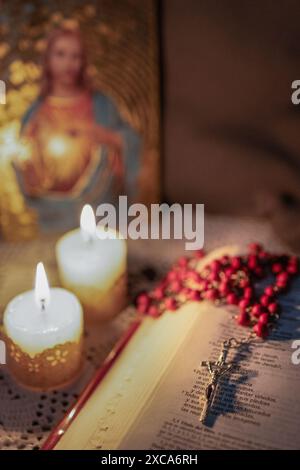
[0,215,289,450]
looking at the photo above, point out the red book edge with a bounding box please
[42,317,143,450]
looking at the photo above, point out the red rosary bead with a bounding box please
[178,256,188,267]
[248,255,258,270]
[167,270,178,282]
[272,263,283,274]
[169,280,182,293]
[287,264,298,275]
[136,244,299,339]
[188,290,202,301]
[224,267,235,278]
[210,260,221,272]
[137,303,149,314]
[264,286,274,297]
[148,305,160,317]
[276,280,288,291]
[258,250,269,260]
[195,249,205,259]
[208,271,219,282]
[268,302,278,315]
[220,255,230,265]
[252,304,263,317]
[239,278,250,289]
[226,292,238,305]
[237,311,250,326]
[137,293,150,306]
[276,272,289,283]
[258,313,269,325]
[243,287,253,299]
[165,297,177,311]
[219,281,230,295]
[239,298,250,310]
[152,287,165,300]
[205,288,219,301]
[248,242,262,253]
[231,256,242,269]
[260,295,271,307]
[253,322,267,338]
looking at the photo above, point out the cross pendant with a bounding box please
[199,340,236,423]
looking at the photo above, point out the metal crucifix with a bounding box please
[199,339,238,423]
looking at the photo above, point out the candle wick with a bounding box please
[40,298,46,312]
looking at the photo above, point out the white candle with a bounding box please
[3,263,84,391]
[56,205,127,322]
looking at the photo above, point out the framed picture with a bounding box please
[0,0,161,239]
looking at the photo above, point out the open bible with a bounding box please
[43,246,300,450]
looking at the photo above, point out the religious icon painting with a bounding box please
[0,0,161,238]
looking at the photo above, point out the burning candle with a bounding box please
[56,205,127,322]
[3,263,83,391]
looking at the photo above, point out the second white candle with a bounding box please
[56,205,127,322]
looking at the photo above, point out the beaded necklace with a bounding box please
[135,243,299,423]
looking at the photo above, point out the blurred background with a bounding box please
[162,0,300,250]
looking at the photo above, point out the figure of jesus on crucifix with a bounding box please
[199,339,238,423]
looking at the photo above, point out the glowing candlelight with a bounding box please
[80,204,97,243]
[35,262,50,312]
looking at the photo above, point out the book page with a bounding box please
[119,277,300,450]
[54,302,202,450]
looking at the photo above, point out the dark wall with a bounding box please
[162,0,300,246]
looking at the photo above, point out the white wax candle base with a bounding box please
[3,285,84,391]
[56,228,127,321]
[3,288,83,356]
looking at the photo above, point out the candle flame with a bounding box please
[80,204,96,242]
[35,262,50,311]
